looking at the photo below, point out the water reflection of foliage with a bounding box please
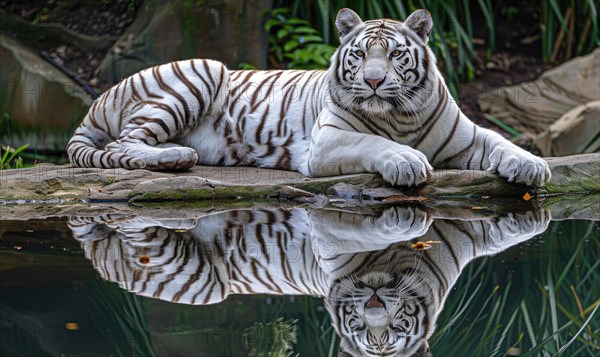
[88,281,337,356]
[431,220,599,356]
[244,317,298,357]
[89,280,156,357]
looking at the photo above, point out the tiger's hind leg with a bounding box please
[103,59,229,171]
[104,110,200,170]
[106,138,199,170]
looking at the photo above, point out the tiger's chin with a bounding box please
[356,96,397,115]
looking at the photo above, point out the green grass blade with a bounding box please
[479,0,495,52]
[492,306,519,356]
[483,114,522,138]
[547,263,561,350]
[522,321,573,356]
[521,301,538,347]
[577,259,600,290]
[439,1,473,52]
[587,0,599,51]
[462,0,473,40]
[582,129,600,152]
[549,0,569,32]
[5,144,29,166]
[555,238,584,290]
[0,146,10,169]
[556,299,600,355]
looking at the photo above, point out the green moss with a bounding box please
[293,175,385,194]
[132,198,278,211]
[541,177,600,195]
[129,184,281,202]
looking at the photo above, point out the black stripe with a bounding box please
[152,67,187,132]
[172,62,205,122]
[430,110,461,163]
[439,124,477,167]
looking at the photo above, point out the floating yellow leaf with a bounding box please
[65,322,79,330]
[412,242,431,250]
[411,240,440,251]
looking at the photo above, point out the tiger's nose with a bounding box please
[365,77,385,90]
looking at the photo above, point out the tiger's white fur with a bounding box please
[69,206,550,356]
[68,9,550,186]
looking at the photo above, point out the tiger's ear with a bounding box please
[336,8,363,39]
[405,9,433,43]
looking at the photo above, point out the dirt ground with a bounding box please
[1,0,139,86]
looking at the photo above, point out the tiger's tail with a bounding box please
[67,127,146,169]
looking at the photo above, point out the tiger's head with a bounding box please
[330,8,435,115]
[324,261,437,357]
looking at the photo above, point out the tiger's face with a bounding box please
[331,9,434,115]
[326,269,434,357]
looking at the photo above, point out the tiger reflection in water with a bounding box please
[68,206,550,356]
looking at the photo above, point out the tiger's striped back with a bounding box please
[67,60,329,172]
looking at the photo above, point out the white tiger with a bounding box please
[69,206,551,356]
[67,9,550,186]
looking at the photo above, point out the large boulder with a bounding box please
[478,48,599,135]
[0,8,117,52]
[96,0,270,86]
[535,101,600,156]
[0,35,92,151]
[478,49,599,157]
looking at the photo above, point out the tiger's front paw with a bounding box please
[490,209,551,244]
[488,146,551,186]
[372,206,431,238]
[375,149,433,186]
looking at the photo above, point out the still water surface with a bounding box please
[1,205,598,356]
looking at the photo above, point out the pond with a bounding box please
[1,203,598,357]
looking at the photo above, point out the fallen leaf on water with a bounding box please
[65,322,79,330]
[411,241,440,251]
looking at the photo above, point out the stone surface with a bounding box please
[96,0,270,86]
[535,101,600,157]
[326,182,361,199]
[0,8,117,52]
[542,154,600,194]
[478,48,599,136]
[0,35,92,151]
[0,154,597,210]
[361,187,405,200]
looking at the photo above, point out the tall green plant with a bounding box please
[541,0,599,63]
[0,144,28,170]
[243,317,299,357]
